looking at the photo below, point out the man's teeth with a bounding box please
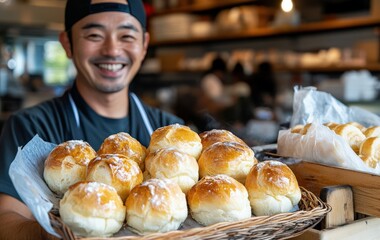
[98,64,123,71]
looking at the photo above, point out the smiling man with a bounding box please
[0,0,184,239]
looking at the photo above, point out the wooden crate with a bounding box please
[286,161,380,240]
[291,217,380,240]
[287,161,380,217]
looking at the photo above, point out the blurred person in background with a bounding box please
[0,0,184,239]
[225,62,253,126]
[198,56,234,124]
[249,61,278,120]
[174,86,222,133]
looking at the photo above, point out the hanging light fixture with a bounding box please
[281,0,294,13]
[273,0,300,27]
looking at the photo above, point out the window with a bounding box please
[44,41,75,86]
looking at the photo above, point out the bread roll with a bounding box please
[97,132,147,171]
[290,124,304,134]
[59,181,126,237]
[323,122,339,131]
[347,121,366,132]
[359,155,377,169]
[125,178,187,235]
[147,124,202,159]
[86,154,143,201]
[199,129,247,151]
[198,141,257,184]
[187,174,251,226]
[334,123,366,154]
[144,148,199,193]
[299,123,312,135]
[359,137,380,168]
[245,160,301,216]
[43,140,96,195]
[364,126,380,138]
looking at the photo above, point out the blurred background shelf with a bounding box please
[151,0,259,16]
[150,17,380,46]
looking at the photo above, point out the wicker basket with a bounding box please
[49,187,330,240]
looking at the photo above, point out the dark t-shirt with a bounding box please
[0,84,184,201]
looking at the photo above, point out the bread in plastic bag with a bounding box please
[278,86,380,175]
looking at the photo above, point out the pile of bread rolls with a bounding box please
[291,121,380,169]
[43,124,302,238]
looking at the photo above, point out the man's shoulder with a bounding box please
[12,94,69,120]
[135,97,184,125]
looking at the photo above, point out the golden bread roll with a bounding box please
[359,137,380,168]
[363,126,380,138]
[290,124,304,134]
[144,148,199,193]
[86,154,143,201]
[347,121,366,132]
[323,122,340,131]
[359,155,377,169]
[334,124,366,154]
[59,181,126,237]
[245,160,301,216]
[43,140,96,195]
[199,129,247,151]
[186,174,251,226]
[125,179,188,235]
[148,124,202,159]
[97,132,147,171]
[198,141,257,184]
[299,123,312,135]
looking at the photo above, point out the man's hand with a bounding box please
[0,194,60,240]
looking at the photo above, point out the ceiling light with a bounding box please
[281,0,294,13]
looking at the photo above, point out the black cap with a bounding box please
[65,0,146,31]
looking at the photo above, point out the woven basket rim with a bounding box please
[49,186,331,240]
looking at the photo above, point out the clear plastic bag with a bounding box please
[290,86,380,127]
[278,86,380,175]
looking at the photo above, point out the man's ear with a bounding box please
[142,32,150,59]
[59,31,73,59]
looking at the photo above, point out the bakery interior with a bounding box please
[3,0,380,239]
[0,0,379,145]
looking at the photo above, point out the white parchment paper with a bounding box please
[9,135,60,237]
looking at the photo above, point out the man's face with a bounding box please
[65,10,149,93]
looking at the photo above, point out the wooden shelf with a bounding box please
[140,64,380,75]
[149,17,380,47]
[151,0,258,16]
[276,64,380,73]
